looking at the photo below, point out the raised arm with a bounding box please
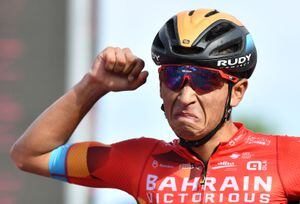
[10,47,148,177]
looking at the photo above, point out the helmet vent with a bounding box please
[172,45,204,55]
[205,10,219,17]
[211,40,242,56]
[205,22,234,42]
[188,10,195,16]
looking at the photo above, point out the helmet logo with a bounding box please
[151,52,161,62]
[182,39,190,44]
[217,54,252,68]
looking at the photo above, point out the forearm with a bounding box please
[10,73,106,166]
[10,47,147,177]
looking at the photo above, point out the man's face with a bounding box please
[160,80,229,141]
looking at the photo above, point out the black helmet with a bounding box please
[152,9,257,79]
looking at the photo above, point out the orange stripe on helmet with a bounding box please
[177,9,243,47]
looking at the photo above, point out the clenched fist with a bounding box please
[89,47,149,93]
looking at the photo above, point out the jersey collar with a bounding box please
[153,122,249,164]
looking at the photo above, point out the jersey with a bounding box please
[48,123,300,203]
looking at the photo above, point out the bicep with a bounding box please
[48,138,158,194]
[48,141,137,189]
[48,142,111,187]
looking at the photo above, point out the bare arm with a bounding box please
[10,47,148,177]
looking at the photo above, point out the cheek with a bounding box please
[160,84,177,115]
[164,97,177,119]
[201,86,229,117]
[160,82,178,99]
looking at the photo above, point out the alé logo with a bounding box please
[247,161,268,171]
[217,54,252,67]
[211,161,235,170]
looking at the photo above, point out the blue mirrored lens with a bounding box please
[191,68,223,93]
[162,66,185,90]
[161,66,223,94]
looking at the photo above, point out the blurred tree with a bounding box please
[233,114,276,134]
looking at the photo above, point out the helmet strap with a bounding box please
[179,83,234,148]
[161,104,165,111]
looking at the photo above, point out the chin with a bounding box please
[172,125,205,141]
[168,117,206,139]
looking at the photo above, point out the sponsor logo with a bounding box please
[179,163,203,171]
[146,174,272,203]
[246,161,268,171]
[182,39,190,44]
[241,152,253,159]
[229,152,253,160]
[227,134,244,147]
[152,160,159,168]
[152,160,175,169]
[228,140,236,146]
[246,136,271,146]
[229,153,240,159]
[212,161,235,170]
[217,54,252,68]
[151,52,160,62]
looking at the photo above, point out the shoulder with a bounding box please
[236,125,299,149]
[112,137,165,146]
[253,132,300,143]
[244,126,300,142]
[247,131,300,152]
[275,134,300,150]
[111,137,170,154]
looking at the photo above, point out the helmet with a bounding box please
[151,9,257,79]
[154,9,257,147]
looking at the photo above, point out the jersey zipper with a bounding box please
[186,144,220,185]
[200,162,207,185]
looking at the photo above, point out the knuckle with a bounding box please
[122,47,132,54]
[116,56,127,70]
[106,58,115,68]
[127,54,136,64]
[115,47,122,52]
[132,59,144,71]
[117,58,126,67]
[96,54,102,62]
[124,49,135,62]
[104,46,114,53]
[138,59,145,67]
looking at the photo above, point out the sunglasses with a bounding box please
[158,64,239,94]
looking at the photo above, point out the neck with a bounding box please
[191,121,238,162]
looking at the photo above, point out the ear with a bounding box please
[230,79,248,107]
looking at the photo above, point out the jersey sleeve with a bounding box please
[277,135,300,200]
[48,137,159,196]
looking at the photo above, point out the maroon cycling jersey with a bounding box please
[49,123,300,203]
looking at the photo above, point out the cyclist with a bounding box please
[10,9,300,203]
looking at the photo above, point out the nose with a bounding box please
[177,82,197,106]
